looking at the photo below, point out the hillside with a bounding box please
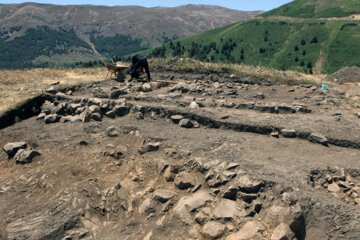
[0,3,262,69]
[141,0,360,74]
[262,0,360,18]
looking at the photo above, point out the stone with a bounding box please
[226,221,265,240]
[89,105,101,114]
[207,174,228,188]
[236,102,255,109]
[6,194,84,240]
[106,126,120,137]
[237,176,263,193]
[80,110,91,122]
[280,129,296,138]
[91,113,103,121]
[264,204,303,231]
[164,168,176,182]
[308,133,328,146]
[173,191,213,224]
[271,222,295,240]
[328,183,340,193]
[110,89,127,99]
[171,115,184,124]
[141,83,153,92]
[105,109,116,118]
[153,189,175,203]
[237,192,258,203]
[195,208,211,225]
[138,198,157,214]
[14,149,40,164]
[139,142,161,154]
[254,93,265,99]
[174,172,196,190]
[113,105,130,117]
[277,104,296,114]
[354,198,360,205]
[189,101,199,110]
[3,142,27,159]
[59,116,70,123]
[226,163,240,170]
[36,112,46,120]
[44,114,59,124]
[46,87,57,94]
[70,115,82,122]
[223,170,237,179]
[212,199,246,220]
[202,221,226,239]
[179,119,194,128]
[271,131,280,138]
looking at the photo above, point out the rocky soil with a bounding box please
[1,69,360,240]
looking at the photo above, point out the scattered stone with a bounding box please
[171,115,184,124]
[189,101,199,110]
[139,142,161,154]
[174,172,196,190]
[226,221,265,240]
[89,105,101,114]
[106,126,120,137]
[113,105,130,117]
[80,110,91,123]
[179,119,194,128]
[49,81,60,85]
[3,142,27,159]
[138,198,157,214]
[79,140,88,145]
[271,131,280,138]
[207,174,229,188]
[46,87,57,94]
[237,176,263,193]
[173,191,213,224]
[153,189,175,203]
[280,129,296,138]
[308,133,328,146]
[271,222,295,240]
[110,89,127,99]
[220,114,229,120]
[328,183,341,193]
[202,221,226,239]
[36,112,46,120]
[91,113,102,121]
[14,149,40,164]
[44,114,59,124]
[254,93,265,99]
[277,104,296,114]
[141,83,153,92]
[226,163,240,170]
[212,199,246,220]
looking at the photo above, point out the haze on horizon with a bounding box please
[0,0,293,11]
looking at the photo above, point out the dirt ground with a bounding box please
[1,69,360,240]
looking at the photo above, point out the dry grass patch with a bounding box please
[150,57,323,86]
[0,67,108,114]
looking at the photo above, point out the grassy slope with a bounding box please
[140,17,359,74]
[261,0,360,18]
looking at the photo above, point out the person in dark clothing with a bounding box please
[129,54,151,80]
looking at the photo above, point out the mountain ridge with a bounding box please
[0,2,262,69]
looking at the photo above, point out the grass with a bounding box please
[149,57,320,86]
[0,67,108,115]
[139,17,360,74]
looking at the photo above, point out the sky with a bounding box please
[0,0,293,11]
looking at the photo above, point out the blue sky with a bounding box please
[0,0,293,11]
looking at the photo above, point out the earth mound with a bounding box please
[324,66,360,83]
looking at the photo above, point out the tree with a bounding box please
[310,37,318,43]
[300,39,306,45]
[294,45,299,51]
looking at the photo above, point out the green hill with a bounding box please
[262,0,360,18]
[139,1,360,74]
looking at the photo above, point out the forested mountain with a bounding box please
[0,3,262,69]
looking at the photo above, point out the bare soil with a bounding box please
[1,69,360,240]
